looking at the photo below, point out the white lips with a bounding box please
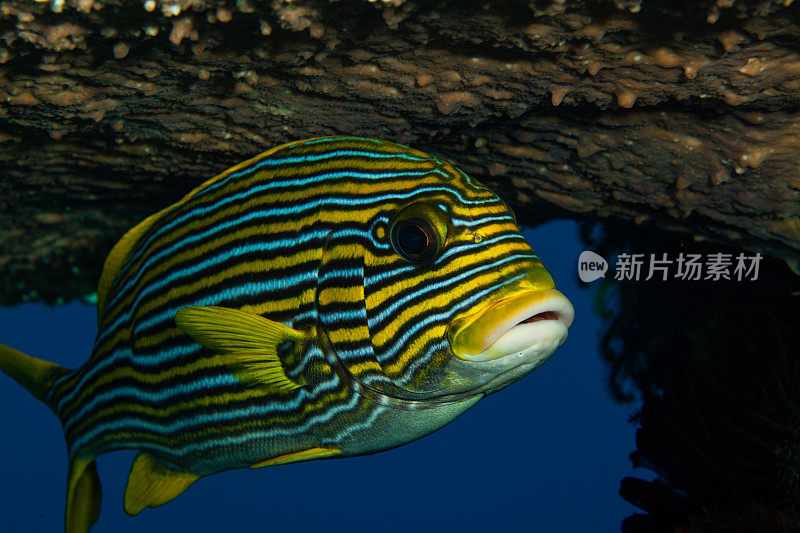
[470,291,574,363]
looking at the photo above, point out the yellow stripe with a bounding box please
[99,286,316,356]
[380,261,534,376]
[68,359,339,438]
[367,226,529,312]
[113,158,442,293]
[97,249,320,355]
[62,353,242,418]
[103,194,401,328]
[68,376,353,443]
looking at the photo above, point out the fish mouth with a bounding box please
[448,288,574,364]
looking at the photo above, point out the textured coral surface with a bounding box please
[0,0,798,303]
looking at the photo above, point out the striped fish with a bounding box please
[0,136,574,532]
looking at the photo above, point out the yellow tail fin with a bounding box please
[0,342,69,406]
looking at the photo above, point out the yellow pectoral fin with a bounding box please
[175,305,307,392]
[124,453,200,516]
[251,447,341,469]
[65,458,102,533]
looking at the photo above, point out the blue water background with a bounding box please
[0,221,638,532]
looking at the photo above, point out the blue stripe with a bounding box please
[56,344,200,416]
[123,167,451,274]
[331,403,385,443]
[457,213,516,227]
[119,147,427,266]
[63,300,323,416]
[375,256,533,363]
[68,372,349,454]
[74,222,525,425]
[319,309,367,323]
[100,237,325,346]
[327,345,374,360]
[364,232,531,290]
[109,389,362,460]
[226,149,427,182]
[105,226,373,347]
[65,368,340,437]
[299,137,387,147]
[130,278,309,340]
[318,267,364,284]
[395,270,530,384]
[105,186,464,316]
[400,338,451,384]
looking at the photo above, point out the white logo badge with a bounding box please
[578,251,608,282]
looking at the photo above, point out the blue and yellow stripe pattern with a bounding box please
[0,136,573,533]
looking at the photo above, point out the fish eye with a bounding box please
[389,202,448,264]
[392,219,438,263]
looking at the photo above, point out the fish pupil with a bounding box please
[401,224,427,256]
[393,218,437,263]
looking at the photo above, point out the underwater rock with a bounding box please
[0,0,799,304]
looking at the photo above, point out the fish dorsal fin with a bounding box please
[124,453,200,516]
[96,206,173,322]
[65,457,102,533]
[175,306,307,391]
